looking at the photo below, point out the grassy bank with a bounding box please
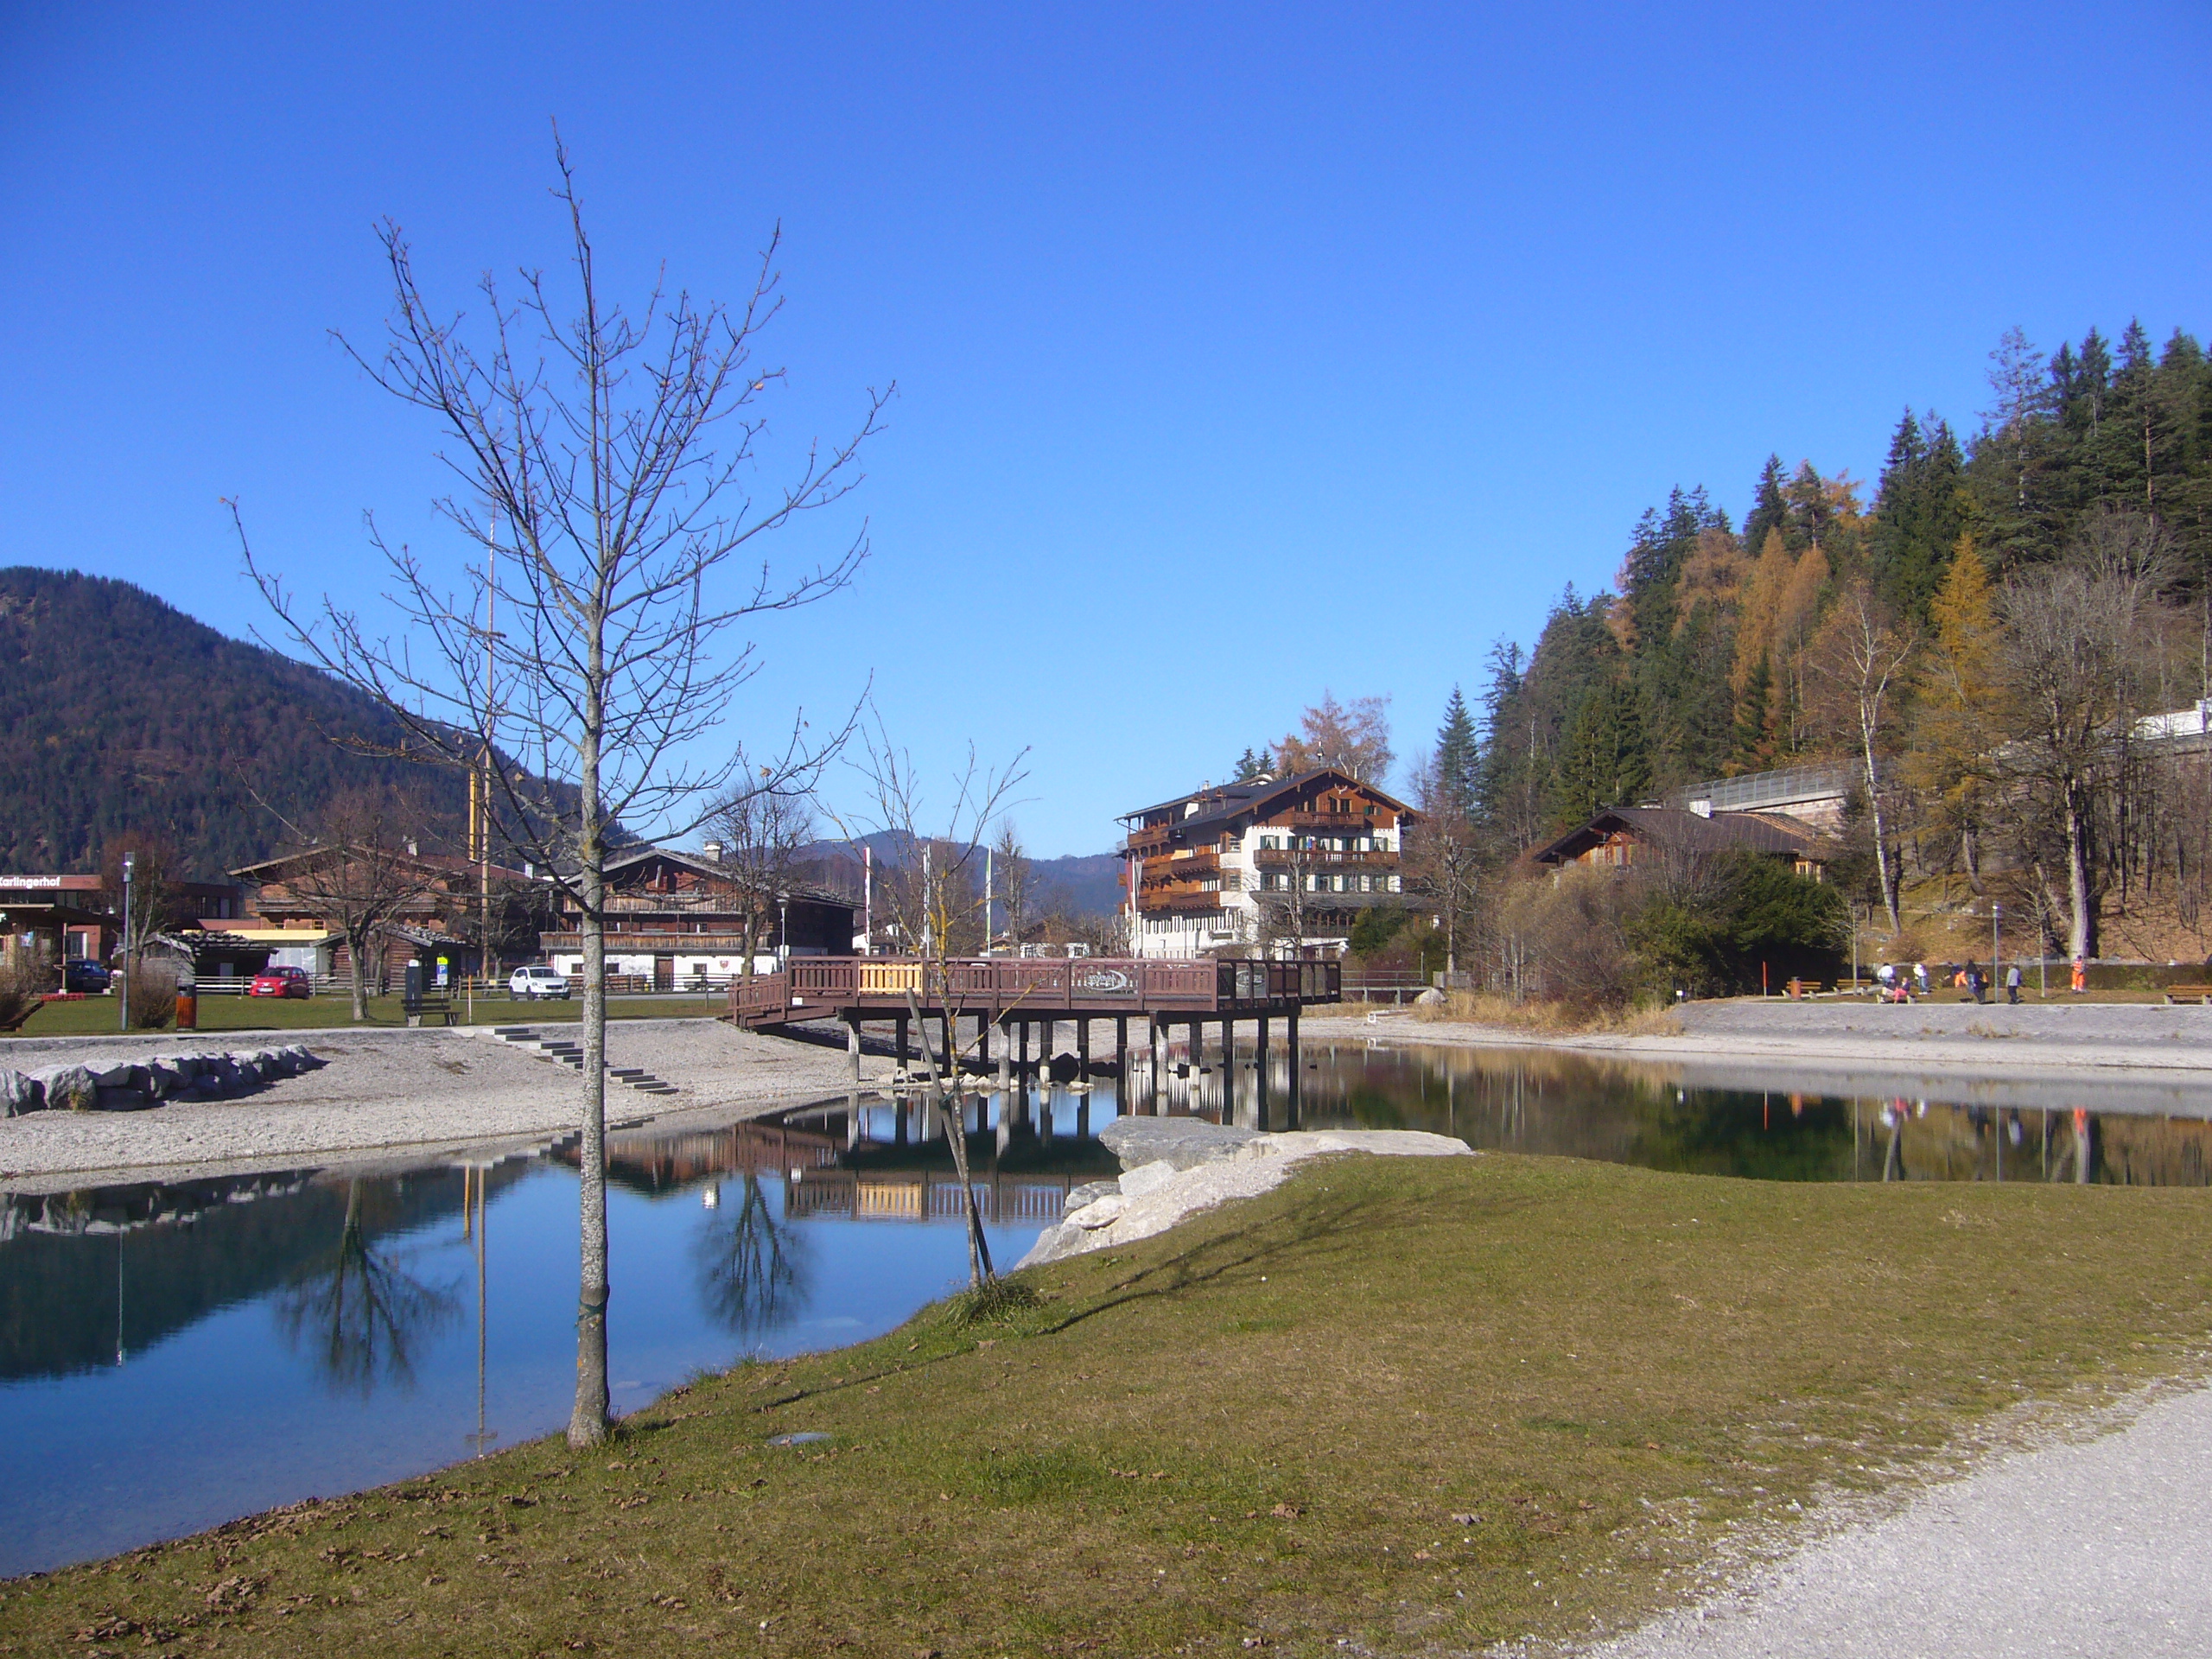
[10,1154,2212,1656]
[5,993,732,1039]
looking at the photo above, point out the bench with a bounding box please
[406,991,457,1027]
[2163,985,2212,1005]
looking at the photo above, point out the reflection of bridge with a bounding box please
[784,1170,1075,1225]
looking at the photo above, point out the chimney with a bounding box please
[702,840,724,863]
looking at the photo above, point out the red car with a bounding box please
[248,965,313,999]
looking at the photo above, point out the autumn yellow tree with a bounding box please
[1903,537,2005,889]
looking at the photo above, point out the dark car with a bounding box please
[60,960,110,994]
[248,965,313,999]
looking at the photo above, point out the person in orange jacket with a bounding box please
[2070,957,2088,994]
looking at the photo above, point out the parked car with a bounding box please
[509,964,571,1001]
[248,965,313,999]
[60,960,111,994]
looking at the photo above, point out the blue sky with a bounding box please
[3,3,2207,855]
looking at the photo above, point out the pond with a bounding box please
[8,1038,2210,1575]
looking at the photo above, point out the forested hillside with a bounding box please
[1415,321,2212,973]
[0,569,474,878]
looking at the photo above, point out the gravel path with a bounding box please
[1306,1000,2212,1113]
[0,1018,891,1186]
[1589,1385,2212,1658]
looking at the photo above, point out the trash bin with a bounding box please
[175,973,197,1031]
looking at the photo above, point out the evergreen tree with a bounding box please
[1549,678,1648,827]
[1870,409,1969,620]
[1742,455,1790,562]
[1430,687,1480,823]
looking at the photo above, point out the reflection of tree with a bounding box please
[692,1174,810,1343]
[272,1181,460,1395]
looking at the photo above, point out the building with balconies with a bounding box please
[1117,769,1419,959]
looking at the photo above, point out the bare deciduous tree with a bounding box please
[708,786,817,976]
[834,723,1026,1289]
[990,821,1033,951]
[1809,582,1918,934]
[1996,512,2171,960]
[253,788,452,1020]
[238,140,882,1446]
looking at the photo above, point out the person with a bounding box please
[1913,962,1929,996]
[1965,962,1984,1002]
[2071,957,2088,995]
[1876,962,1896,995]
[2005,962,2022,1004]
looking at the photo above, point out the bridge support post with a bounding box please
[894,1011,910,1077]
[1255,1012,1270,1131]
[977,1014,990,1067]
[1146,1014,1161,1114]
[845,1012,862,1084]
[1221,1016,1236,1123]
[1115,1015,1128,1101]
[1077,1018,1090,1077]
[1287,1004,1300,1128]
[997,1017,1012,1092]
[1018,1018,1030,1077]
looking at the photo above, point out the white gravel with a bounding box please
[0,1018,890,1187]
[1589,1384,2212,1658]
[1019,1127,1471,1267]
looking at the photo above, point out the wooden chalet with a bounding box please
[1118,768,1420,958]
[1528,805,1830,880]
[229,847,535,985]
[537,846,859,990]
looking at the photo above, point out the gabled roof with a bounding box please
[599,845,858,912]
[1122,769,1417,836]
[232,846,530,884]
[1529,806,1827,867]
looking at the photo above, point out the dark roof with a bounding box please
[1122,769,1416,837]
[601,846,856,912]
[1529,807,1826,866]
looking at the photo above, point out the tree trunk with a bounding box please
[348,930,371,1022]
[2063,783,2097,961]
[1859,729,1901,935]
[569,658,611,1449]
[1961,824,1984,896]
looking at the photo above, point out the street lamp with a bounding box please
[119,851,136,1031]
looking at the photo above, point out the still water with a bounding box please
[9,1039,2211,1575]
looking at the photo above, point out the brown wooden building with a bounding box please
[1527,805,1830,880]
[537,847,859,990]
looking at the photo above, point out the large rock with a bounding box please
[1098,1116,1263,1173]
[0,1070,41,1116]
[35,1065,98,1113]
[1062,1179,1120,1216]
[92,1061,143,1090]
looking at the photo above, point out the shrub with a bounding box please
[0,960,45,1032]
[126,963,176,1029]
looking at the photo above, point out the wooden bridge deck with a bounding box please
[728,956,1340,1030]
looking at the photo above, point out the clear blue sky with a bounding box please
[3,3,2207,855]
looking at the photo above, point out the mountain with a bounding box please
[0,568,478,879]
[797,832,1123,918]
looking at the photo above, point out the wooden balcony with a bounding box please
[1250,847,1401,868]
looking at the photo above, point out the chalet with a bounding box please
[229,848,535,985]
[1528,805,1830,880]
[1119,769,1420,959]
[0,874,246,972]
[537,846,859,990]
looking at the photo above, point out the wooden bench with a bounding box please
[2163,985,2212,1005]
[406,991,457,1027]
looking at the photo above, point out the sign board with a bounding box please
[1071,966,1137,998]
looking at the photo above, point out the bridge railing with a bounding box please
[730,955,1340,1025]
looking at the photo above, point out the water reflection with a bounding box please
[693,1172,810,1342]
[270,1180,461,1395]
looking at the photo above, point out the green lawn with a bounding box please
[9,1154,2212,1656]
[7,992,733,1039]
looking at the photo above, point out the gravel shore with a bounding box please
[0,1018,892,1188]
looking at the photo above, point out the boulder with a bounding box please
[35,1065,98,1113]
[92,1061,142,1090]
[143,1061,186,1099]
[1414,987,1447,1007]
[1062,1179,1120,1217]
[1116,1159,1182,1199]
[1068,1194,1126,1230]
[1098,1116,1262,1173]
[1046,1051,1084,1084]
[0,1069,41,1116]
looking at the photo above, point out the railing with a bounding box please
[729,956,1339,1023]
[1665,763,1853,814]
[1250,847,1399,867]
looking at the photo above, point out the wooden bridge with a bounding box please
[730,955,1338,1028]
[729,956,1340,1111]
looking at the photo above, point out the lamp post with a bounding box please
[1992,902,2002,1003]
[118,851,135,1031]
